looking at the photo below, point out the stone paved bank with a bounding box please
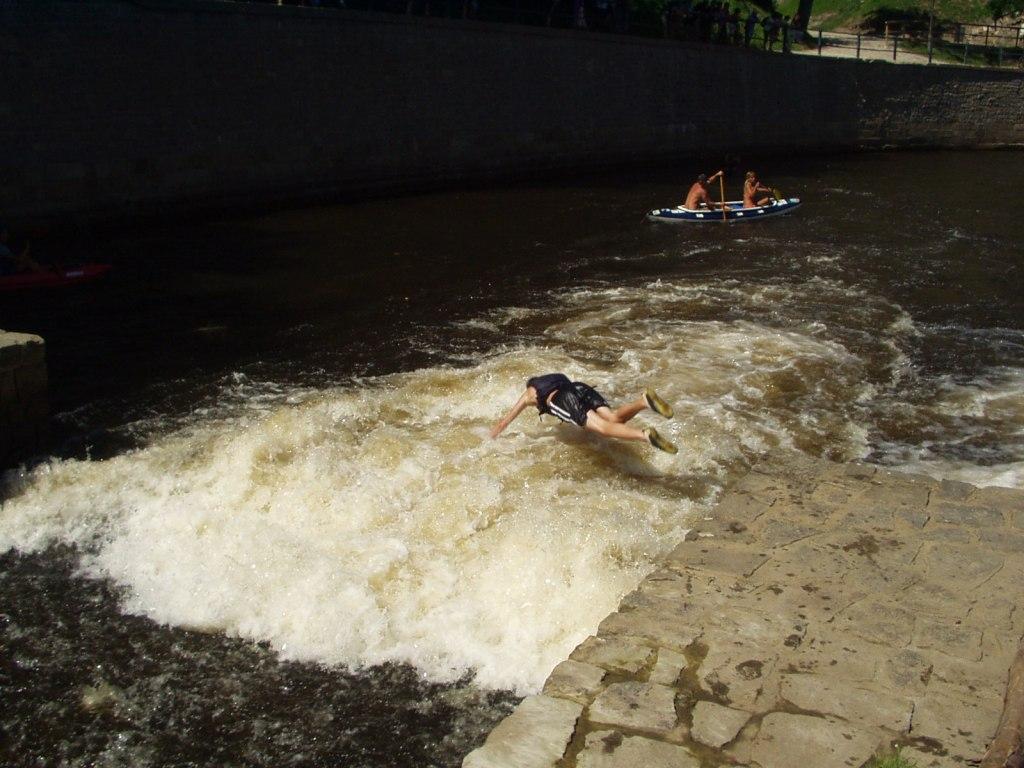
[463,454,1024,768]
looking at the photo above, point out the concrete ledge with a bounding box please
[0,330,48,468]
[463,455,1024,768]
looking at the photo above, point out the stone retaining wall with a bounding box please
[0,332,48,469]
[464,453,1024,768]
[2,0,1023,221]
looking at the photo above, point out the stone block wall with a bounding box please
[1,0,1022,220]
[0,332,48,468]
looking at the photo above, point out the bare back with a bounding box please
[685,182,711,209]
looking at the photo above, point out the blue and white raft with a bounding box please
[647,197,801,223]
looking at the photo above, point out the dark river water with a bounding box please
[2,150,1023,767]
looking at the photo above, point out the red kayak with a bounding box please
[0,264,112,291]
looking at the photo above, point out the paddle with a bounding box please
[773,187,784,201]
[719,171,727,222]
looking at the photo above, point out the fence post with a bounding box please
[893,34,898,61]
[856,33,861,59]
[963,41,969,64]
[818,28,822,54]
[999,46,1004,67]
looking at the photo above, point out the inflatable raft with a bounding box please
[648,197,801,223]
[0,264,112,291]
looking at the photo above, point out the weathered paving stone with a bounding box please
[757,520,818,548]
[780,674,913,732]
[690,701,750,748]
[919,525,975,543]
[809,480,858,507]
[714,492,771,524]
[822,462,876,481]
[911,616,983,662]
[926,500,1006,528]
[783,635,880,683]
[926,652,1009,691]
[916,542,1003,588]
[575,731,700,768]
[977,526,1024,553]
[910,687,1002,762]
[699,626,787,709]
[897,745,963,768]
[570,635,655,675]
[935,478,975,501]
[587,682,678,735]
[832,598,916,648]
[894,505,931,528]
[969,486,1024,527]
[880,649,934,694]
[731,471,786,500]
[897,580,961,620]
[597,609,700,652]
[648,648,688,686]
[666,541,770,577]
[542,660,606,704]
[749,712,880,768]
[462,695,582,768]
[860,480,931,512]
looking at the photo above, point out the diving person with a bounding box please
[489,373,678,454]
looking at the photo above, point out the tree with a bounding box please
[987,0,1024,21]
[794,0,812,29]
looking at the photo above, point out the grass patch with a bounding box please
[776,0,991,31]
[869,748,920,768]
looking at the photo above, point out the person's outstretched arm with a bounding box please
[490,390,532,439]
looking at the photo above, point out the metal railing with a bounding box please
[799,26,1024,68]
[883,19,1023,49]
[221,0,1024,69]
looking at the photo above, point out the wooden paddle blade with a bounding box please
[773,187,783,200]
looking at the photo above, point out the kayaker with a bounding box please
[490,373,679,454]
[685,171,727,210]
[0,224,41,276]
[743,171,774,208]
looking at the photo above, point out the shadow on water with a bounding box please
[0,548,518,768]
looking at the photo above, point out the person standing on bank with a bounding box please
[489,373,678,454]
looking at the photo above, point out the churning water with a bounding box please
[2,150,1023,766]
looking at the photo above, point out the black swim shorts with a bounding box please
[547,382,609,427]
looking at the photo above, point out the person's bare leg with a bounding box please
[584,412,647,441]
[585,412,678,453]
[599,397,647,424]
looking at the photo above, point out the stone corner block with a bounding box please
[462,695,582,768]
[576,730,700,768]
[691,700,750,748]
[779,674,913,733]
[542,659,606,704]
[588,681,678,735]
[570,635,655,675]
[751,712,880,768]
[665,540,770,578]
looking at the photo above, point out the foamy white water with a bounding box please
[3,278,1023,693]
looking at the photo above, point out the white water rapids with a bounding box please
[3,278,1023,693]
